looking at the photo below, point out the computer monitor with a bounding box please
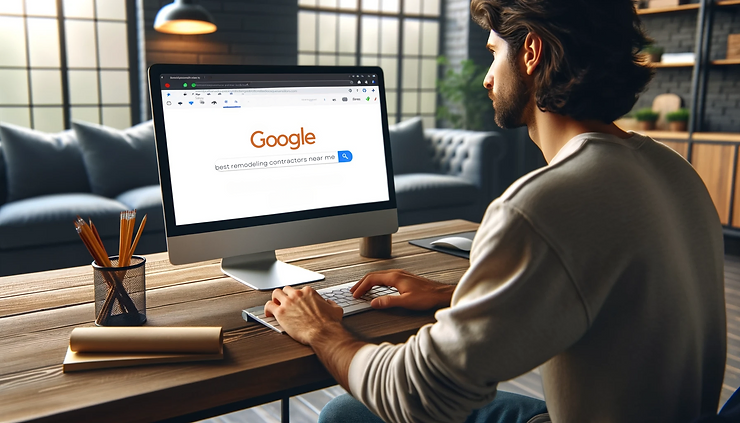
[148,64,398,290]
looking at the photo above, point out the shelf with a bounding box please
[651,61,695,68]
[642,131,740,143]
[637,4,700,15]
[717,0,740,7]
[712,58,740,66]
[693,133,740,142]
[641,130,690,140]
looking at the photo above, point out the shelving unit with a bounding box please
[638,0,740,229]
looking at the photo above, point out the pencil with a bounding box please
[119,211,125,265]
[90,220,108,259]
[77,217,111,267]
[128,214,147,265]
[126,210,136,266]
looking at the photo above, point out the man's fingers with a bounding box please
[370,293,407,309]
[351,270,401,293]
[272,288,288,304]
[352,271,401,297]
[350,275,367,293]
[264,300,277,317]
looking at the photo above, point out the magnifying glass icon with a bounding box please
[338,150,353,162]
[342,153,349,160]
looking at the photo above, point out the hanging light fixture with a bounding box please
[154,0,217,35]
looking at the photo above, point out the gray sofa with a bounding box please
[0,117,505,277]
[0,121,165,277]
[389,117,506,226]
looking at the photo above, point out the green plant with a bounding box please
[666,108,690,123]
[436,56,491,130]
[642,44,664,56]
[634,107,660,122]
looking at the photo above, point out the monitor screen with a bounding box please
[149,65,398,290]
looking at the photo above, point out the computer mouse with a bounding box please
[430,236,473,252]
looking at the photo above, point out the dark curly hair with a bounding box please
[471,0,654,123]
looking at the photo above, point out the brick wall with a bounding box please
[710,7,740,61]
[143,0,297,67]
[705,67,740,132]
[442,0,470,72]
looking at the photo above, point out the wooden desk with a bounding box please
[0,220,477,423]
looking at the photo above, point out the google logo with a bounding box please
[251,128,316,150]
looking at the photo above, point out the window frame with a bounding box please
[297,0,442,127]
[0,0,142,131]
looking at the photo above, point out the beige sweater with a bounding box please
[348,132,727,423]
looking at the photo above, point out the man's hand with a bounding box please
[264,285,343,345]
[351,269,455,311]
[264,285,367,391]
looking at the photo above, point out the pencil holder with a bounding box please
[93,256,147,326]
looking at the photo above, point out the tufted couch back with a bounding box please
[427,128,506,211]
[0,143,6,206]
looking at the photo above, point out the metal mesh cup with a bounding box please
[93,256,147,326]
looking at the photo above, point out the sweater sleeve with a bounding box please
[348,201,590,423]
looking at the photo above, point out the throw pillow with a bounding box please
[0,123,91,202]
[388,116,434,175]
[73,120,159,198]
[0,141,6,205]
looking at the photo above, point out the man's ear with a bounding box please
[522,32,542,76]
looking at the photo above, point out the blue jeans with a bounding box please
[318,391,548,423]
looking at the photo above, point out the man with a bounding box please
[264,1,727,421]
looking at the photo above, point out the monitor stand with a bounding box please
[221,250,325,291]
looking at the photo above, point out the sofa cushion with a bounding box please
[0,123,90,202]
[388,117,435,175]
[394,173,478,212]
[73,120,159,198]
[115,185,164,232]
[0,141,6,206]
[0,193,128,250]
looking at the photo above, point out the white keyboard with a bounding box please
[242,281,399,333]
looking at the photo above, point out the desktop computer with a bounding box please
[148,65,398,290]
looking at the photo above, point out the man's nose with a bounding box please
[483,65,494,90]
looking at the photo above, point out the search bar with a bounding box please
[215,150,353,172]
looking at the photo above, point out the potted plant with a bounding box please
[634,107,660,131]
[666,108,689,132]
[436,56,490,130]
[643,44,664,64]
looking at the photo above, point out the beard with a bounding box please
[490,61,529,129]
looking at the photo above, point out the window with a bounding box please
[298,0,440,129]
[0,0,139,132]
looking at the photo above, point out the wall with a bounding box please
[143,0,297,67]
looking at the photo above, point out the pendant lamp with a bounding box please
[154,0,217,35]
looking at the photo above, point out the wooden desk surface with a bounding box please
[0,220,477,423]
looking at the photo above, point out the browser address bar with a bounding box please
[191,80,353,88]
